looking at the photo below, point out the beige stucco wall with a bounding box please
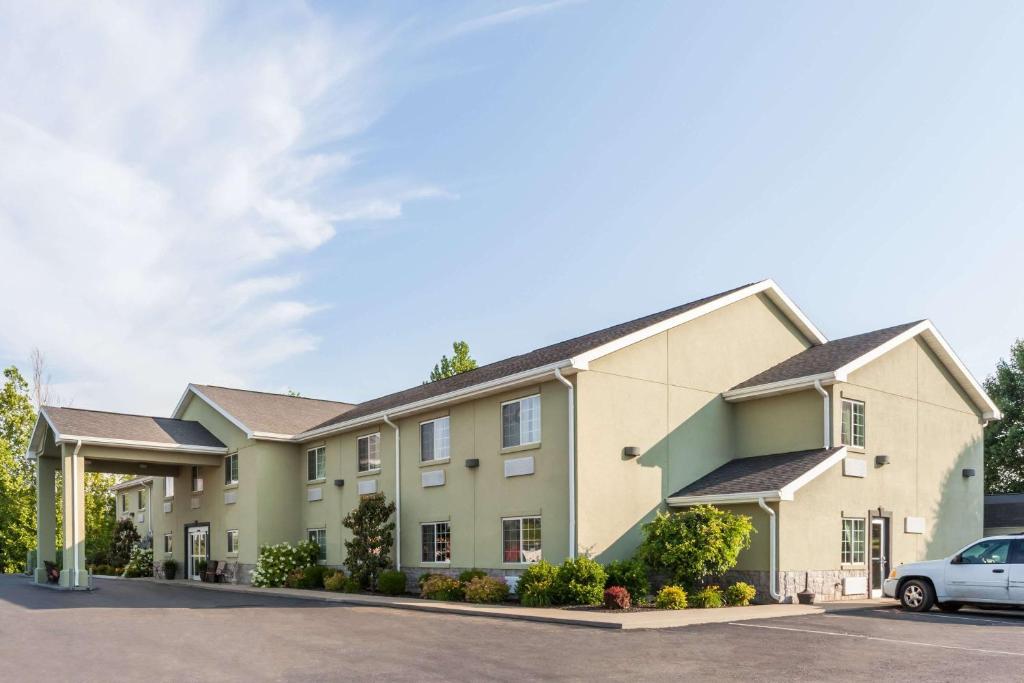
[733,389,824,457]
[778,337,984,572]
[575,293,813,563]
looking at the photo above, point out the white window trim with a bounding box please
[306,446,326,482]
[420,521,451,564]
[224,453,239,486]
[502,515,542,565]
[501,395,542,450]
[841,517,866,565]
[841,399,866,450]
[306,527,327,563]
[226,529,239,556]
[164,476,174,499]
[419,416,451,463]
[357,432,382,473]
[137,489,146,512]
[163,532,173,555]
[191,465,203,493]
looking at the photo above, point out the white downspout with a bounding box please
[758,497,780,602]
[554,368,576,559]
[72,439,82,588]
[383,415,400,571]
[813,380,831,449]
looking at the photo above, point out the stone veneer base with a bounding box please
[725,568,870,603]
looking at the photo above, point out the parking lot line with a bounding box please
[871,609,1024,626]
[728,622,1024,657]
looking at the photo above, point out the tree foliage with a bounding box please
[428,341,478,383]
[341,493,396,589]
[640,505,754,589]
[110,517,141,568]
[985,339,1024,493]
[0,367,37,572]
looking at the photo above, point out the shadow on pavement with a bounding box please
[828,604,1024,627]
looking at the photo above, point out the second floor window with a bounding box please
[841,399,866,448]
[502,395,541,449]
[137,488,146,511]
[165,476,174,498]
[307,446,326,481]
[191,465,203,493]
[420,416,450,462]
[224,453,239,485]
[358,434,380,472]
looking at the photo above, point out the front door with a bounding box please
[945,538,1011,602]
[870,518,888,598]
[188,526,208,580]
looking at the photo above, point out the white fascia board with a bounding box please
[175,384,256,439]
[251,431,299,442]
[722,373,836,402]
[111,476,154,491]
[667,490,785,506]
[831,321,931,382]
[26,409,59,459]
[56,434,229,455]
[777,447,847,499]
[759,279,829,346]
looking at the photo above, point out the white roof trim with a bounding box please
[778,447,847,498]
[57,434,227,455]
[26,409,60,459]
[111,477,154,491]
[723,373,836,402]
[173,384,256,439]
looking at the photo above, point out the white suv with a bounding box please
[883,535,1024,611]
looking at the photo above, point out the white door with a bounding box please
[188,527,208,580]
[870,519,888,598]
[945,538,1011,602]
[1008,540,1024,604]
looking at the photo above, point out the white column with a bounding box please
[34,456,57,584]
[59,442,88,589]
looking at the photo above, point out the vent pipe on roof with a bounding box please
[813,380,831,449]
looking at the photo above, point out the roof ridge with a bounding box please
[196,384,354,406]
[43,405,199,422]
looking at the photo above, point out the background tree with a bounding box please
[109,517,141,568]
[0,367,37,572]
[341,493,396,589]
[985,339,1024,493]
[428,340,478,383]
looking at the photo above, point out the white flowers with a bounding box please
[251,541,319,587]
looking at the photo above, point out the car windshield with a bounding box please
[959,539,1011,564]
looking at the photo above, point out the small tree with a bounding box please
[640,505,754,589]
[342,494,396,590]
[109,517,140,568]
[428,341,478,383]
[985,339,1024,493]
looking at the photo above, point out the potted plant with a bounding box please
[196,560,208,582]
[163,559,177,580]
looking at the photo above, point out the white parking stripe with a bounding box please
[729,622,1024,657]
[871,609,1024,626]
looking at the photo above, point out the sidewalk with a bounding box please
[131,577,895,630]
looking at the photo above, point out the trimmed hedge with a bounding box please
[378,570,407,596]
[655,585,688,610]
[725,581,757,606]
[517,560,559,607]
[690,585,724,608]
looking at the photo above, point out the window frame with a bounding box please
[121,493,127,512]
[307,528,327,562]
[420,521,452,564]
[164,476,174,499]
[226,529,239,555]
[137,488,146,511]
[502,515,542,564]
[191,465,203,493]
[306,446,326,482]
[841,517,866,564]
[419,416,451,463]
[163,532,173,555]
[224,452,239,486]
[501,395,542,450]
[841,399,866,449]
[358,433,381,473]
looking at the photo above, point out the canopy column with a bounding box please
[34,456,57,584]
[59,442,89,589]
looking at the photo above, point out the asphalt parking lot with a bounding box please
[1,575,1022,681]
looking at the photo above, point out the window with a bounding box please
[307,528,327,562]
[163,532,173,554]
[1011,540,1024,565]
[121,493,127,512]
[191,465,203,493]
[137,488,146,511]
[227,529,239,555]
[841,518,866,564]
[502,516,542,563]
[165,476,174,498]
[420,417,450,462]
[421,522,451,563]
[502,395,541,449]
[224,453,239,485]
[307,446,326,481]
[958,539,1011,565]
[358,434,380,472]
[841,399,866,448]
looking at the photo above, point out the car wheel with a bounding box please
[937,602,963,613]
[899,579,934,612]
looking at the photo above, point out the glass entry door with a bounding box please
[870,518,888,598]
[188,527,208,580]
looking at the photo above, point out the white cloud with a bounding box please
[441,0,583,40]
[0,2,442,414]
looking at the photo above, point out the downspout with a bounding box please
[72,439,83,587]
[383,415,400,571]
[813,380,831,449]
[553,368,576,559]
[757,497,780,602]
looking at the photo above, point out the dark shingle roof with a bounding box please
[308,282,760,431]
[669,447,844,498]
[985,494,1024,528]
[731,321,922,390]
[43,406,224,449]
[192,385,355,436]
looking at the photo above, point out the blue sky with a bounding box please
[1,1,1022,413]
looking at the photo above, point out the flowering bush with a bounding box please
[725,581,757,606]
[603,586,631,610]
[123,546,153,578]
[420,575,464,601]
[690,585,724,608]
[655,585,688,610]
[251,541,318,587]
[464,576,509,604]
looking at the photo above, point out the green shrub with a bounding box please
[284,568,305,589]
[342,494,396,589]
[553,557,607,606]
[109,518,140,568]
[464,576,509,604]
[725,581,757,606]
[655,585,688,610]
[123,546,153,578]
[323,570,347,592]
[516,560,559,607]
[690,585,724,608]
[458,568,487,583]
[342,577,361,593]
[163,559,178,580]
[640,505,754,588]
[420,575,464,601]
[301,564,330,589]
[378,570,407,596]
[604,558,650,603]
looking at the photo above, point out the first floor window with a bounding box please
[358,433,380,472]
[137,488,146,511]
[421,522,451,563]
[841,518,866,564]
[227,529,239,555]
[502,516,541,564]
[224,453,239,485]
[841,399,866,448]
[307,528,327,562]
[502,395,541,448]
[163,532,173,554]
[420,416,450,462]
[165,476,174,498]
[307,446,326,481]
[191,465,203,493]
[121,493,127,512]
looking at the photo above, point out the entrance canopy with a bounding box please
[27,406,226,589]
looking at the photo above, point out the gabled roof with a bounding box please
[111,476,153,492]
[35,406,226,454]
[173,385,356,440]
[667,447,847,505]
[723,320,1001,421]
[985,494,1024,528]
[298,279,825,439]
